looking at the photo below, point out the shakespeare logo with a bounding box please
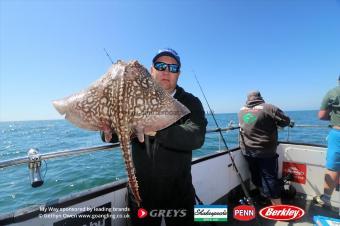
[194,205,228,222]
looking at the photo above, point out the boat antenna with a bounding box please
[193,70,254,206]
[103,48,114,64]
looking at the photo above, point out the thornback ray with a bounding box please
[52,60,190,206]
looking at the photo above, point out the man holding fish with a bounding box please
[101,48,207,226]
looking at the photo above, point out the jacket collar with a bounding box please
[174,85,185,99]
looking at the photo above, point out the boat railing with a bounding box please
[0,143,120,169]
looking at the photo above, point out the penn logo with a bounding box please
[233,205,256,221]
[137,208,148,219]
[259,205,305,221]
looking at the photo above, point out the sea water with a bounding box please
[0,111,330,214]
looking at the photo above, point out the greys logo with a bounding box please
[148,209,187,218]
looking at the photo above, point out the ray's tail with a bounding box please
[118,130,142,207]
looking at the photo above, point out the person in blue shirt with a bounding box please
[314,76,340,211]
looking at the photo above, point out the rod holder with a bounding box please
[27,148,44,187]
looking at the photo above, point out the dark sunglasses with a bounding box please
[153,62,180,73]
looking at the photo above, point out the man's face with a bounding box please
[150,55,180,93]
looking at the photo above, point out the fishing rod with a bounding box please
[293,124,330,128]
[104,48,114,64]
[193,71,254,206]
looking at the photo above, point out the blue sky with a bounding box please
[1,0,339,121]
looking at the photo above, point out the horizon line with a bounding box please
[0,109,319,123]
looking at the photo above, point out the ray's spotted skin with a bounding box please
[53,60,190,206]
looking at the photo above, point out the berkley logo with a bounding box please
[259,205,305,221]
[233,205,256,221]
[138,208,148,218]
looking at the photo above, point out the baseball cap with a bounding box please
[152,48,181,68]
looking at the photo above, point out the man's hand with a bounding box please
[99,119,113,142]
[145,131,156,137]
[103,131,113,142]
[289,120,295,128]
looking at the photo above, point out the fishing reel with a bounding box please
[239,197,254,205]
[280,173,296,200]
[28,148,44,187]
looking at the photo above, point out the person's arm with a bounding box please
[319,91,331,121]
[156,97,207,151]
[273,107,291,128]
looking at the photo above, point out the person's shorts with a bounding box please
[244,154,280,199]
[326,129,340,171]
